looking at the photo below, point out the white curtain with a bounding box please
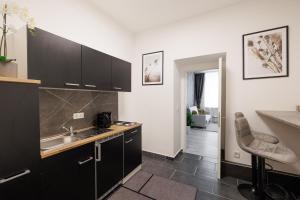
[186,72,195,107]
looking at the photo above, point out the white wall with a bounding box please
[121,0,300,174]
[11,0,134,61]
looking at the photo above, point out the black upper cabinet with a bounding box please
[111,57,131,92]
[28,28,82,88]
[27,27,131,91]
[82,46,112,90]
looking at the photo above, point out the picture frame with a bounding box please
[142,51,164,85]
[243,26,289,80]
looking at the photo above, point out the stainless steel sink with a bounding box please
[40,128,112,151]
[40,136,80,150]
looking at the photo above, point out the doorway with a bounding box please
[186,69,219,161]
[174,53,226,179]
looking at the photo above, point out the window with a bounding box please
[204,71,218,108]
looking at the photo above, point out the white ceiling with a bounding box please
[90,0,246,33]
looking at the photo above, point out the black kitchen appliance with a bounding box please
[95,134,123,199]
[96,112,112,128]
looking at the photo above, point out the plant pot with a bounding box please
[186,126,191,134]
[0,56,7,62]
[0,61,18,77]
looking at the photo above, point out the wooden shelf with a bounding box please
[256,110,300,130]
[0,76,41,84]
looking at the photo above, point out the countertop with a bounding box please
[40,123,142,159]
[256,110,300,130]
[0,76,41,84]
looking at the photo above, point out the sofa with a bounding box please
[189,106,211,128]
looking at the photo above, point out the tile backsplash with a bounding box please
[39,89,118,139]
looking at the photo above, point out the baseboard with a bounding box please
[123,165,142,184]
[221,160,252,181]
[221,160,300,196]
[142,150,169,160]
[168,149,183,160]
[142,149,183,161]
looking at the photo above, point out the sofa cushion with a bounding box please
[189,106,198,115]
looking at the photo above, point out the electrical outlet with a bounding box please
[73,112,84,119]
[234,152,240,159]
[78,112,84,119]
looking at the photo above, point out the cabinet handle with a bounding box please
[0,169,31,184]
[65,83,80,87]
[95,143,101,162]
[130,130,138,134]
[125,139,133,144]
[78,157,93,165]
[84,84,96,88]
[113,86,122,90]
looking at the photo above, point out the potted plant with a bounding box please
[186,109,193,133]
[0,1,35,76]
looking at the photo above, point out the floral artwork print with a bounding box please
[243,26,288,79]
[142,51,164,85]
[247,33,282,73]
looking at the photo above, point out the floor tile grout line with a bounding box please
[138,174,154,193]
[169,169,176,179]
[193,167,198,176]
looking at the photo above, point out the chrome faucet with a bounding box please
[62,126,75,136]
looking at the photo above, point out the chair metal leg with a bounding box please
[238,155,291,200]
[257,157,266,197]
[252,155,258,192]
[238,155,264,200]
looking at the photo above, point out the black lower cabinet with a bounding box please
[40,143,95,200]
[96,134,123,199]
[0,83,40,200]
[124,127,142,177]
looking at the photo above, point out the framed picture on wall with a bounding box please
[142,51,164,85]
[243,26,289,80]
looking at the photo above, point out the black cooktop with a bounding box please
[76,128,111,139]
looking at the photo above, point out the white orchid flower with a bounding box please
[19,7,29,21]
[27,17,35,30]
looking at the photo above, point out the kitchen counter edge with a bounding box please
[40,124,142,159]
[0,76,41,84]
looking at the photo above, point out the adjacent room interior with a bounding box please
[186,70,219,161]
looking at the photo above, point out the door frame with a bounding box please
[176,53,226,179]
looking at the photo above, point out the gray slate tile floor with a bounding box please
[141,152,247,200]
[106,152,248,200]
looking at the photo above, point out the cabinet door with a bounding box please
[0,83,40,200]
[124,127,142,177]
[111,57,131,92]
[96,135,123,198]
[82,46,112,90]
[41,143,95,200]
[28,28,82,88]
[77,153,95,200]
